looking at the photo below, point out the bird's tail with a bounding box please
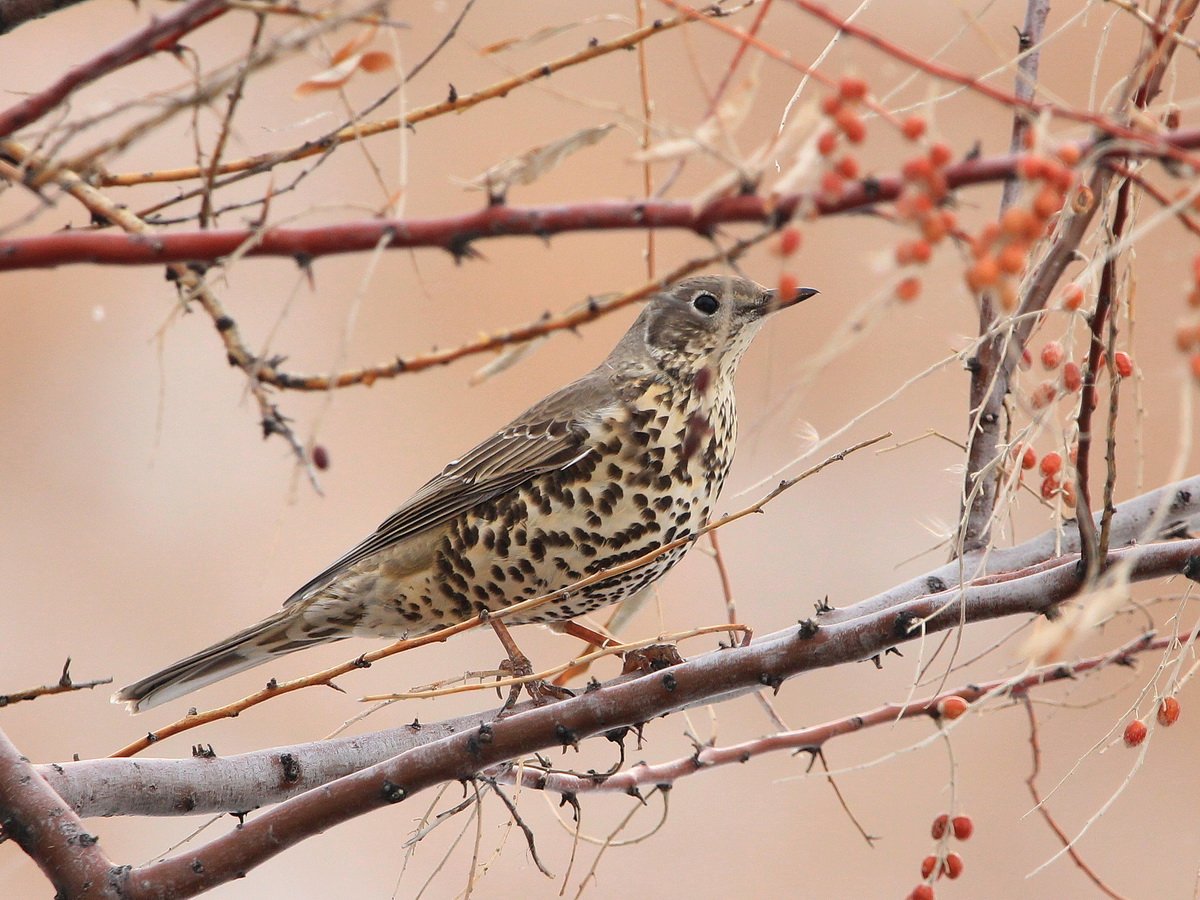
[112,606,340,713]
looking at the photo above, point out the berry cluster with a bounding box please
[965,145,1079,311]
[1123,696,1182,747]
[906,813,974,899]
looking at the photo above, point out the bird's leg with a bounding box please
[488,618,574,710]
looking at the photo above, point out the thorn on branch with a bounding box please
[555,724,580,751]
[1183,555,1200,583]
[796,618,820,639]
[191,744,217,759]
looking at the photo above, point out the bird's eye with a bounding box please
[692,293,720,315]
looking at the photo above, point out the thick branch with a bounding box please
[0,728,117,898]
[5,129,1200,272]
[0,0,92,35]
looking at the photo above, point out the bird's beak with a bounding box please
[762,285,819,312]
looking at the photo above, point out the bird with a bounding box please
[113,274,817,712]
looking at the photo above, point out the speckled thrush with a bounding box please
[114,274,817,712]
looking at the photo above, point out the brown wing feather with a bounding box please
[283,370,621,607]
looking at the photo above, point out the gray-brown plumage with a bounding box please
[114,274,816,712]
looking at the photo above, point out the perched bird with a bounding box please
[114,274,816,712]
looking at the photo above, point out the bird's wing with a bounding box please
[283,384,610,606]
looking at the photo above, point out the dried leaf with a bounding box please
[469,336,548,385]
[462,123,616,195]
[295,55,365,96]
[331,26,378,65]
[358,51,395,73]
[479,15,628,54]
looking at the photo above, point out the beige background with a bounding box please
[3,1,1200,897]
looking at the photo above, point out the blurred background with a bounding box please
[3,0,1199,896]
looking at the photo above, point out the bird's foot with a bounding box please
[621,642,684,675]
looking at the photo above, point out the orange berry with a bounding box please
[943,852,965,879]
[896,277,922,302]
[929,142,953,167]
[920,213,948,244]
[1176,324,1199,352]
[1123,719,1148,747]
[778,272,799,302]
[1191,353,1200,380]
[836,155,860,179]
[937,696,969,720]
[1021,446,1037,470]
[820,94,842,116]
[920,855,937,879]
[1000,206,1033,238]
[1040,451,1062,476]
[1114,351,1133,377]
[998,242,1027,275]
[1193,253,1200,284]
[902,156,934,183]
[775,226,803,257]
[1061,283,1084,310]
[1061,481,1077,508]
[1020,347,1033,369]
[839,75,868,100]
[1034,186,1064,219]
[1063,361,1082,392]
[902,115,927,140]
[817,130,838,157]
[953,816,973,839]
[1158,697,1181,726]
[1019,154,1047,180]
[1057,143,1082,166]
[820,170,844,197]
[998,279,1020,311]
[931,813,949,839]
[911,885,935,900]
[835,107,866,143]
[1040,474,1060,499]
[1191,288,1200,308]
[966,256,1000,291]
[1031,381,1057,409]
[1040,341,1063,370]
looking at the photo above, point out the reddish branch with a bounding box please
[0,729,117,898]
[0,0,228,138]
[4,130,1200,272]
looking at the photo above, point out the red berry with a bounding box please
[1191,353,1200,381]
[1031,381,1057,409]
[1040,451,1062,477]
[1019,154,1048,180]
[920,855,937,879]
[835,107,866,143]
[778,273,799,303]
[911,885,935,900]
[839,75,868,100]
[1040,341,1063,370]
[896,277,922,302]
[311,444,330,470]
[966,256,1000,292]
[1123,719,1147,747]
[943,852,964,879]
[951,815,974,840]
[1021,446,1037,470]
[1061,481,1077,508]
[1061,283,1084,310]
[929,143,953,167]
[836,155,860,179]
[902,115,927,140]
[931,813,949,840]
[1063,362,1082,392]
[903,156,934,183]
[937,696,969,720]
[1114,351,1133,377]
[775,226,802,257]
[820,94,842,116]
[1158,697,1181,726]
[817,130,838,157]
[1040,474,1059,499]
[1057,143,1082,166]
[820,170,844,197]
